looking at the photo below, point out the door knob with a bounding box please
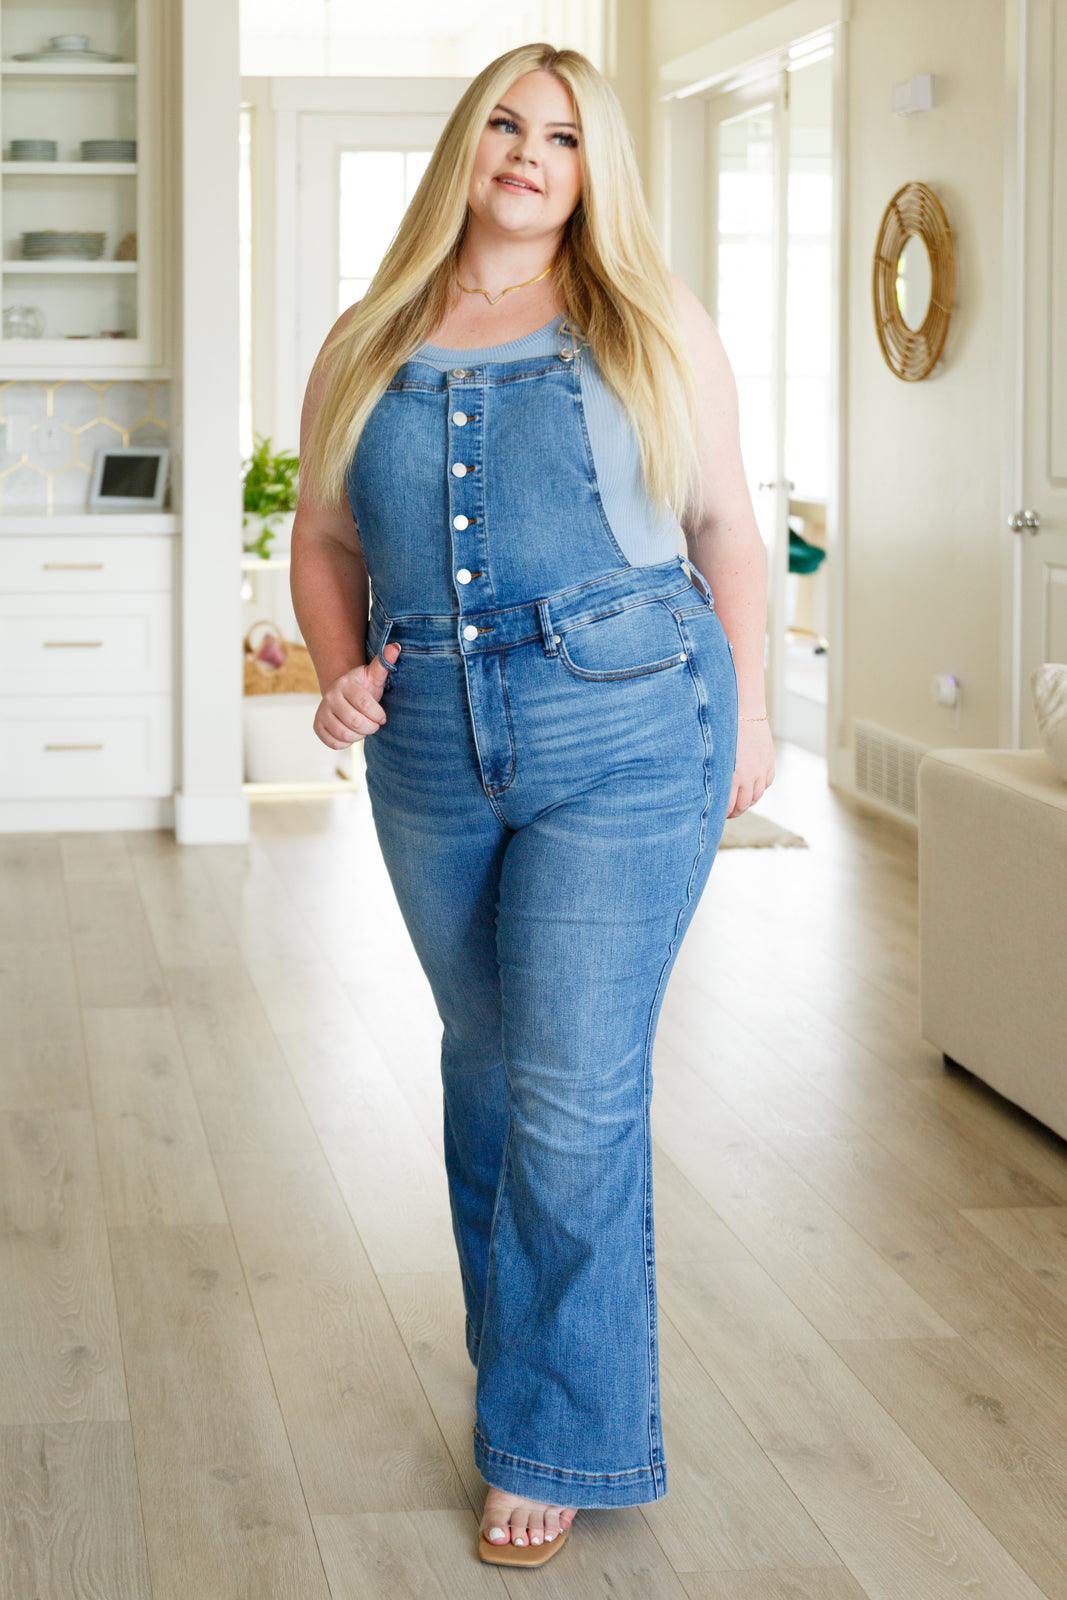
[1007,508,1041,533]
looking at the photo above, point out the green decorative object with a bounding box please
[242,433,300,559]
[788,522,826,577]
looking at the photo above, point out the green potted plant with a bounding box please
[242,432,300,559]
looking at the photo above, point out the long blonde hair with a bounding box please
[300,41,702,523]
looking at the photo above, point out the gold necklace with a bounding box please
[455,260,555,307]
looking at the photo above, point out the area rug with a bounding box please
[719,811,808,849]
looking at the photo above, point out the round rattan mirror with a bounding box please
[872,181,955,380]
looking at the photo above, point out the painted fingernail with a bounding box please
[487,1527,506,1541]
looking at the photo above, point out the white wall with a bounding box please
[842,0,1005,751]
[641,0,1009,763]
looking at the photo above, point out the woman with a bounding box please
[291,41,773,1570]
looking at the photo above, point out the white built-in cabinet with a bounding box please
[0,0,168,371]
[0,0,177,832]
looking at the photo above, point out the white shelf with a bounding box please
[0,61,137,77]
[2,259,138,273]
[0,511,179,534]
[2,162,138,176]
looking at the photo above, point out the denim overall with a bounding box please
[346,317,738,1508]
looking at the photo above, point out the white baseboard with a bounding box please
[173,789,251,843]
[0,795,174,833]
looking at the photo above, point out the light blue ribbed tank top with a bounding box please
[414,312,685,568]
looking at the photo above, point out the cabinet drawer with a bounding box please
[0,695,173,798]
[0,535,175,593]
[0,592,173,694]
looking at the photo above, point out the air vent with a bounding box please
[853,720,927,817]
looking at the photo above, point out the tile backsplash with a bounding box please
[0,380,170,512]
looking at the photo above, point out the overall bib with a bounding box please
[346,316,738,1508]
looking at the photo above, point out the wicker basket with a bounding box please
[243,619,321,696]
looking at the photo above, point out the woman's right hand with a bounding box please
[313,642,401,748]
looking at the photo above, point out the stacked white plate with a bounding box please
[21,230,106,259]
[13,34,120,63]
[80,139,136,161]
[9,139,58,160]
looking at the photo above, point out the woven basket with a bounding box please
[243,619,321,696]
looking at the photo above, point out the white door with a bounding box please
[1015,0,1067,743]
[296,113,438,393]
[706,50,835,750]
[258,78,466,451]
[708,75,788,733]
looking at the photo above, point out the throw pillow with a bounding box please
[1031,662,1067,780]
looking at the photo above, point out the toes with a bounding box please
[543,1506,562,1541]
[481,1490,516,1544]
[509,1505,532,1547]
[526,1506,545,1546]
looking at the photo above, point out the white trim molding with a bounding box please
[659,0,850,100]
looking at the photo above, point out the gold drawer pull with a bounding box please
[44,742,105,752]
[42,561,105,570]
[42,640,104,648]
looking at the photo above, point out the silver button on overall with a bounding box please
[452,411,468,426]
[456,568,472,584]
[462,624,479,640]
[453,514,469,529]
[451,462,468,477]
[451,367,468,378]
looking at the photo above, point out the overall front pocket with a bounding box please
[555,600,689,682]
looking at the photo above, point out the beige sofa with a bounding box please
[918,748,1067,1142]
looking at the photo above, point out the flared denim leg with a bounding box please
[363,681,512,1360]
[468,739,726,1507]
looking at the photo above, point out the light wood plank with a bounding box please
[652,1049,956,1341]
[833,1333,1067,1598]
[109,1222,332,1600]
[128,840,240,969]
[0,835,68,943]
[960,1205,1067,1308]
[0,1109,128,1423]
[278,1017,458,1274]
[66,882,167,1008]
[0,942,88,1112]
[83,1006,228,1226]
[58,829,136,884]
[0,1422,153,1599]
[761,1129,1067,1417]
[165,963,321,1153]
[215,1148,468,1515]
[679,1568,871,1599]
[660,1256,1049,1600]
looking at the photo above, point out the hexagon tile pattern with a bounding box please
[0,380,170,512]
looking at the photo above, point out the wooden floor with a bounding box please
[2,738,1066,1599]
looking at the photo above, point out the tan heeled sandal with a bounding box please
[478,1523,571,1566]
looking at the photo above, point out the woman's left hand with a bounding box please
[727,718,775,818]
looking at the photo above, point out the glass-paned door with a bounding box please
[707,46,834,751]
[296,112,438,408]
